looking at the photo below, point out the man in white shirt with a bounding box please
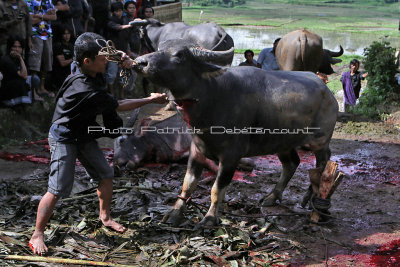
[257,38,280,71]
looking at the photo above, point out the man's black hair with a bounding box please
[124,0,136,10]
[74,32,106,66]
[111,2,123,12]
[350,58,360,68]
[6,34,25,54]
[244,49,254,57]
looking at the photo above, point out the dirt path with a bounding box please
[0,105,399,266]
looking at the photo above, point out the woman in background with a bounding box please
[0,35,41,110]
[341,59,368,112]
[51,24,74,91]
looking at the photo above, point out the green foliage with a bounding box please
[327,79,342,95]
[352,40,400,118]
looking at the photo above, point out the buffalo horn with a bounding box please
[125,108,140,128]
[328,45,344,57]
[189,46,234,62]
[129,19,150,27]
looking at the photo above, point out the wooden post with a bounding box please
[327,171,345,199]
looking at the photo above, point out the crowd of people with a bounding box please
[0,0,156,110]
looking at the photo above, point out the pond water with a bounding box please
[227,26,400,66]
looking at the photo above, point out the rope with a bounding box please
[308,194,338,225]
[96,39,132,88]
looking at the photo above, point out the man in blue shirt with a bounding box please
[257,38,280,71]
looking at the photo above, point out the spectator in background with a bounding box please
[139,5,154,19]
[51,0,70,34]
[26,0,57,98]
[239,50,257,67]
[0,35,42,110]
[0,0,32,57]
[257,38,280,71]
[123,1,141,96]
[65,0,85,38]
[341,58,368,112]
[51,24,74,91]
[123,1,141,58]
[82,0,94,32]
[91,0,109,37]
[107,1,131,99]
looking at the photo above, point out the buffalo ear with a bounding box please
[135,118,152,137]
[193,60,224,75]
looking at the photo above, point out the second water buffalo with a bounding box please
[275,29,343,74]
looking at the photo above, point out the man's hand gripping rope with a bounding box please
[96,39,138,88]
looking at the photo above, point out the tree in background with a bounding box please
[353,40,400,118]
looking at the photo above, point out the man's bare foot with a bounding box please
[29,231,47,255]
[101,217,127,233]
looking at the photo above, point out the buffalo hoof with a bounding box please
[194,216,219,230]
[261,192,282,207]
[161,208,185,227]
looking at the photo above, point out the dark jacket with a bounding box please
[51,72,123,142]
[107,15,129,52]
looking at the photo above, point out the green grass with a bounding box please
[183,0,399,35]
[327,79,342,95]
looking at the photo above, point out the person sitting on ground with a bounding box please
[340,58,368,112]
[239,49,257,67]
[28,32,167,256]
[50,24,74,91]
[257,38,280,71]
[0,35,42,109]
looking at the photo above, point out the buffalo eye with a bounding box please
[119,136,127,144]
[172,50,184,59]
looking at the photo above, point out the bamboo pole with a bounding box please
[4,255,137,267]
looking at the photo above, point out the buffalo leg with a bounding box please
[301,145,331,207]
[195,158,239,229]
[162,143,205,226]
[262,149,300,206]
[315,145,331,169]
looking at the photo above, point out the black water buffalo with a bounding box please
[129,19,234,66]
[131,39,338,228]
[275,29,343,74]
[113,112,255,172]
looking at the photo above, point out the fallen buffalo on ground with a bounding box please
[131,39,339,228]
[113,112,255,172]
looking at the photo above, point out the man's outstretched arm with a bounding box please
[116,93,167,111]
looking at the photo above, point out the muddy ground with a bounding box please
[0,100,399,266]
